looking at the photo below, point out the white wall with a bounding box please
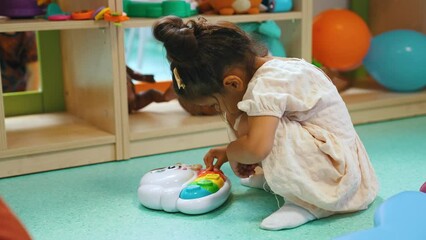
[313,0,349,16]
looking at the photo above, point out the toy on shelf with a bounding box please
[93,6,110,20]
[261,0,292,13]
[127,66,177,113]
[45,3,70,21]
[103,10,129,25]
[334,191,426,240]
[125,0,198,18]
[208,0,262,15]
[44,4,129,24]
[0,0,50,18]
[71,10,95,20]
[238,21,286,57]
[138,163,231,215]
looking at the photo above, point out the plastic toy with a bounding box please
[238,21,286,57]
[47,14,70,21]
[71,10,95,20]
[138,163,231,215]
[45,3,70,21]
[127,66,177,113]
[0,0,46,18]
[334,191,426,240]
[93,7,110,20]
[45,4,128,24]
[208,0,262,15]
[262,0,292,12]
[125,0,197,18]
[313,9,371,71]
[420,182,426,193]
[126,65,218,115]
[103,11,129,24]
[363,30,426,92]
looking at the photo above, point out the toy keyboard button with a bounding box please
[196,179,219,193]
[205,174,220,181]
[180,185,211,199]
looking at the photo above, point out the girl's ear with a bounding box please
[223,75,244,92]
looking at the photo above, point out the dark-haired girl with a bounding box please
[153,16,378,230]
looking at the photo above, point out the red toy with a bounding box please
[420,182,426,193]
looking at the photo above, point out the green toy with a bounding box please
[124,0,197,18]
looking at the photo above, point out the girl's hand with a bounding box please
[229,160,258,178]
[203,146,228,170]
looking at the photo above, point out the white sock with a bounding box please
[260,204,316,230]
[240,174,268,190]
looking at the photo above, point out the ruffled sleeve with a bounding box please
[237,59,334,118]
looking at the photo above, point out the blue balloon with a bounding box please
[363,30,426,92]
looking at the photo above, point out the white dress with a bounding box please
[231,58,379,218]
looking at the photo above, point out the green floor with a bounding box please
[1,116,425,240]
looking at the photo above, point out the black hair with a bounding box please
[152,16,265,100]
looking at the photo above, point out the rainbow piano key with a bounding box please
[180,170,227,200]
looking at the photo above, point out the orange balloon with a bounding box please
[313,9,371,71]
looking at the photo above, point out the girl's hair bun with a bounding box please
[153,16,198,64]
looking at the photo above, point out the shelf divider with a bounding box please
[0,85,6,150]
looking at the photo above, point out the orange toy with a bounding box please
[312,9,371,71]
[71,10,95,20]
[208,0,262,15]
[104,11,129,24]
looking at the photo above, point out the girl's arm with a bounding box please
[227,115,279,165]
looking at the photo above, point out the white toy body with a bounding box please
[138,163,231,214]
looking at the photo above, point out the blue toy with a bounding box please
[238,21,286,57]
[262,0,292,12]
[45,3,70,20]
[335,191,426,240]
[363,30,426,92]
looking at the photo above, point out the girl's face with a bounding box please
[191,96,224,116]
[192,90,244,124]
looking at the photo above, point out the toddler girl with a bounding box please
[153,16,378,230]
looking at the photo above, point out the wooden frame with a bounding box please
[0,0,122,177]
[3,30,65,117]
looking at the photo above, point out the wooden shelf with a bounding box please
[342,88,426,124]
[126,88,426,158]
[129,100,226,140]
[128,100,228,157]
[123,12,303,28]
[1,112,115,158]
[0,18,108,33]
[0,112,118,178]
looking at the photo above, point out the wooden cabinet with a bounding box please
[0,0,122,177]
[0,0,425,177]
